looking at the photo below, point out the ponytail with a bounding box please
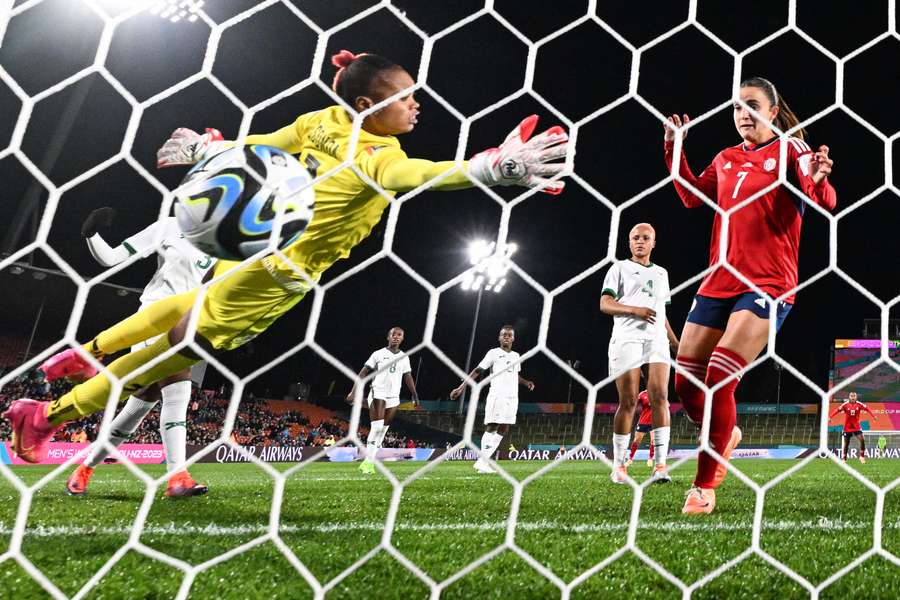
[330,50,403,109]
[740,76,806,140]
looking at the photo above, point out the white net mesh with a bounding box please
[1,0,898,597]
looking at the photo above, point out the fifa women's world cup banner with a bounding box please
[0,442,165,465]
[827,402,900,432]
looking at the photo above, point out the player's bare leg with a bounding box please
[611,368,640,484]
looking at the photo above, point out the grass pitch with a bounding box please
[1,458,899,599]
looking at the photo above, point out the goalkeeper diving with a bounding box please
[3,50,570,464]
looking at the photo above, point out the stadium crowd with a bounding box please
[0,368,424,448]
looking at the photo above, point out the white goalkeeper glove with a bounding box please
[156,127,226,168]
[468,115,569,195]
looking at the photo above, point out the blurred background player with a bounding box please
[347,327,419,475]
[601,223,678,485]
[665,77,836,514]
[4,50,568,466]
[626,389,656,469]
[830,391,874,463]
[46,208,213,497]
[450,325,535,474]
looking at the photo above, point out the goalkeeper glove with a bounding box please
[468,115,569,195]
[156,127,226,168]
[81,207,116,238]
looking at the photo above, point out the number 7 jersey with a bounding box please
[664,137,837,303]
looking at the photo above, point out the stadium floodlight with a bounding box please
[149,0,204,23]
[458,240,517,413]
[461,240,517,293]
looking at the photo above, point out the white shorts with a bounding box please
[484,395,518,425]
[368,395,400,410]
[608,337,670,378]
[131,334,208,387]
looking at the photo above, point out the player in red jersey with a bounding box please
[663,77,837,514]
[626,389,656,468]
[829,391,874,464]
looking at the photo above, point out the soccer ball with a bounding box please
[175,145,315,260]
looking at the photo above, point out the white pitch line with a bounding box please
[0,518,892,538]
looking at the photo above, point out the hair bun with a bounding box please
[331,50,359,69]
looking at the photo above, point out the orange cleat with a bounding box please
[859,456,866,464]
[682,486,716,515]
[2,399,60,463]
[39,348,98,382]
[711,426,742,488]
[66,465,95,496]
[165,471,208,498]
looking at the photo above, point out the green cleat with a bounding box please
[359,459,376,475]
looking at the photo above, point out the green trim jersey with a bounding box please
[601,259,671,342]
[365,348,411,401]
[124,217,214,306]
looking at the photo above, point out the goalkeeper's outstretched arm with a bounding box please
[157,115,569,195]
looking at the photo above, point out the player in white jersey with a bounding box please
[51,208,214,497]
[450,325,535,474]
[601,223,679,485]
[347,327,419,475]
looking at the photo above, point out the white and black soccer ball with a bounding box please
[175,145,315,260]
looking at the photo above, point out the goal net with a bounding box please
[0,0,898,598]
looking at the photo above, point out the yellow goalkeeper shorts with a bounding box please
[195,257,317,351]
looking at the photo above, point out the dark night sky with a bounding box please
[0,0,897,406]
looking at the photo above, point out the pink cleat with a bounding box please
[39,348,98,382]
[711,426,742,489]
[682,486,716,515]
[2,399,61,463]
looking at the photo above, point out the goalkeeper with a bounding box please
[4,50,570,463]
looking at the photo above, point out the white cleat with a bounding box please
[610,465,628,484]
[649,464,672,484]
[474,459,495,474]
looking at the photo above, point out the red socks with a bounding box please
[694,346,746,488]
[675,356,709,424]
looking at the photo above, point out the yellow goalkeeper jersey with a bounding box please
[244,105,471,281]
